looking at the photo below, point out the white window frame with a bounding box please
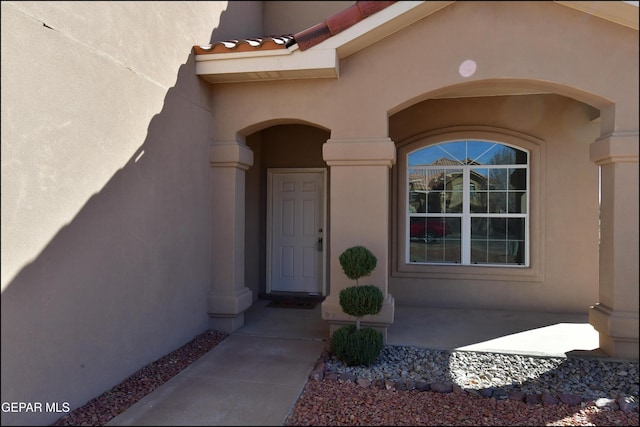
[406,151,530,267]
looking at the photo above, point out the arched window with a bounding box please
[407,140,529,266]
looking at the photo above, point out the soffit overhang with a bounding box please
[195,1,638,85]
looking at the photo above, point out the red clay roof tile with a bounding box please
[194,35,294,55]
[295,1,396,51]
[293,22,332,51]
[194,1,396,55]
[326,3,363,35]
[357,0,396,17]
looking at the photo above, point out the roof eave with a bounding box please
[195,46,338,84]
[194,1,436,84]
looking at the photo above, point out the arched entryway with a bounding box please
[244,123,331,300]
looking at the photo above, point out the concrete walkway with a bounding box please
[107,300,600,426]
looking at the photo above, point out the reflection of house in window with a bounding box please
[408,174,426,213]
[410,158,490,214]
[407,140,529,266]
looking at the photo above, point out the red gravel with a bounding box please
[52,330,229,426]
[285,380,640,427]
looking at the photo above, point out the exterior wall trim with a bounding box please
[323,137,396,167]
[209,141,254,169]
[590,131,640,165]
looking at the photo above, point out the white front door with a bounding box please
[268,169,326,294]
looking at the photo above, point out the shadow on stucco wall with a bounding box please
[0,2,258,425]
[1,55,209,427]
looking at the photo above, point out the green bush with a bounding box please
[330,325,383,366]
[339,246,377,282]
[333,245,384,366]
[339,285,384,319]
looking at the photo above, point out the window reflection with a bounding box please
[470,218,525,264]
[409,140,527,167]
[410,217,461,263]
[408,140,528,266]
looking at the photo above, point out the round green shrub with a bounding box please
[339,246,377,281]
[339,285,384,318]
[330,325,383,366]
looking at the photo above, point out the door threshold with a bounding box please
[260,291,325,302]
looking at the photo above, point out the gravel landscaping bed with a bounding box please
[285,380,640,426]
[51,330,229,426]
[52,332,638,426]
[286,345,639,426]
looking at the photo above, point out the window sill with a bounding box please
[392,263,543,282]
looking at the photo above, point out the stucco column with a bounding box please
[207,141,254,332]
[321,137,396,341]
[589,131,639,359]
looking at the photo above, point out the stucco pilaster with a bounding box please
[321,137,396,340]
[589,131,639,359]
[207,141,254,332]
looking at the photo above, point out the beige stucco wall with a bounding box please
[263,1,355,35]
[0,2,262,425]
[208,1,637,314]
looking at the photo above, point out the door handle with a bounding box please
[317,237,323,251]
